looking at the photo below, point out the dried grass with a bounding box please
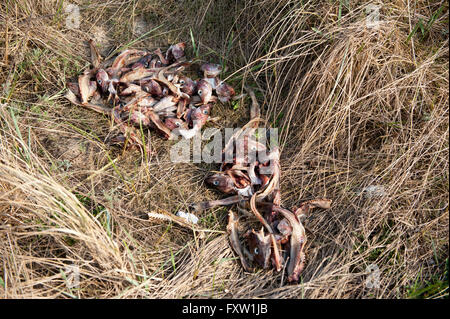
[0,0,448,298]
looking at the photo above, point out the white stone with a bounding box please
[176,211,199,224]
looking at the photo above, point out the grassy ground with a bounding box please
[0,0,448,298]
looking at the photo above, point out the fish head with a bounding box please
[245,228,271,269]
[206,173,235,194]
[165,42,186,63]
[216,82,235,102]
[96,69,110,92]
[154,48,169,65]
[164,117,188,131]
[200,63,222,78]
[170,42,186,61]
[150,58,163,68]
[132,53,153,69]
[190,104,211,129]
[141,79,162,96]
[196,79,213,104]
[246,137,267,163]
[179,76,196,96]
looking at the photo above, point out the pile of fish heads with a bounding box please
[66,41,236,142]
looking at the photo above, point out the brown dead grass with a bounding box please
[0,0,448,298]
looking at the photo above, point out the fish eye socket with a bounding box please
[213,180,219,186]
[97,79,102,84]
[254,248,259,255]
[197,90,202,95]
[203,109,209,114]
[176,122,181,127]
[179,80,185,84]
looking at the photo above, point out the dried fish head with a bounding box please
[132,53,153,69]
[200,63,222,78]
[165,117,189,131]
[96,69,110,92]
[166,42,186,63]
[196,79,213,104]
[206,173,236,194]
[179,76,196,96]
[190,104,211,129]
[245,228,271,269]
[216,81,235,103]
[141,78,163,96]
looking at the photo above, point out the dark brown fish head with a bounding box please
[200,63,222,78]
[141,78,163,96]
[216,81,235,103]
[166,42,186,62]
[132,53,153,69]
[206,173,236,194]
[96,69,110,92]
[190,104,211,129]
[179,76,196,96]
[245,228,271,269]
[196,79,213,104]
[154,48,169,65]
[150,58,163,68]
[164,117,188,131]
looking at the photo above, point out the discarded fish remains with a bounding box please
[66,39,332,284]
[65,40,237,151]
[191,87,332,283]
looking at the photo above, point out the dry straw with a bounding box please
[0,0,448,298]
